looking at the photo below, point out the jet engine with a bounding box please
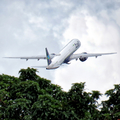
[79,52,88,62]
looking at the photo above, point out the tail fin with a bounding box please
[45,48,52,65]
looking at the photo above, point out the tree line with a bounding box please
[0,68,120,120]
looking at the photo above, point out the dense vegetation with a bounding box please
[0,68,120,120]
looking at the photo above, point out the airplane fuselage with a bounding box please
[46,39,81,69]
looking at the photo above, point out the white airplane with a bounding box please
[5,39,116,69]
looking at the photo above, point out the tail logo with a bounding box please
[45,48,52,65]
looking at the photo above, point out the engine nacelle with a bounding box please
[79,52,88,62]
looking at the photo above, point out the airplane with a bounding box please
[5,39,116,70]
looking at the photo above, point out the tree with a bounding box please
[0,68,77,119]
[101,84,120,120]
[1,67,118,120]
[67,83,101,120]
[19,67,38,81]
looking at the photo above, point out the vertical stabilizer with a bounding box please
[45,48,51,65]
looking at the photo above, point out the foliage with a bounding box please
[101,84,120,120]
[0,67,120,119]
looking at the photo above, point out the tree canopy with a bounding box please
[0,67,120,120]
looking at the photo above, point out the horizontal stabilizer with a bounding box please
[32,66,47,68]
[55,54,61,56]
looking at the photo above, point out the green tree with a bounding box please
[0,68,76,119]
[101,84,120,120]
[0,74,20,119]
[19,67,38,81]
[67,83,101,120]
[0,67,104,120]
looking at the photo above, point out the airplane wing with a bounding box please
[4,53,61,61]
[4,55,47,60]
[70,52,117,61]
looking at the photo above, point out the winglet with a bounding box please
[45,48,52,65]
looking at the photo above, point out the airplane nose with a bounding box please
[79,40,81,47]
[73,39,81,47]
[76,39,81,47]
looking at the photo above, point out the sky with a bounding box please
[0,0,120,101]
